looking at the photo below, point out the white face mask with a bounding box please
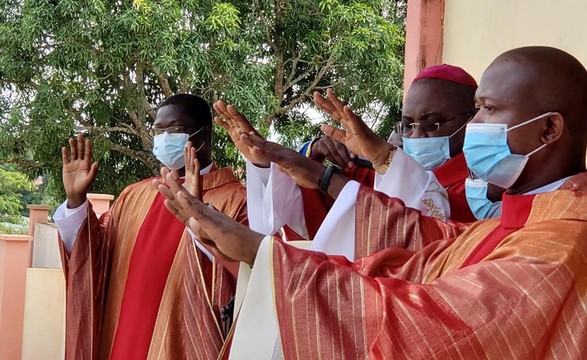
[152,128,206,171]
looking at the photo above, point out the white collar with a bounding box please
[524,175,574,195]
[199,162,213,175]
[179,163,213,179]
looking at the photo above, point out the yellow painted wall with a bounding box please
[32,223,62,269]
[443,0,587,80]
[21,269,65,360]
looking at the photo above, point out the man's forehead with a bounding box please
[403,80,457,115]
[155,105,189,125]
[477,60,536,105]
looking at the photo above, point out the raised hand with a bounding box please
[183,142,202,201]
[153,171,264,266]
[314,89,394,168]
[309,136,355,171]
[62,133,99,208]
[213,100,270,168]
[239,131,328,190]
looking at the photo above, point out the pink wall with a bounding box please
[403,0,445,94]
[0,196,112,357]
[0,235,33,360]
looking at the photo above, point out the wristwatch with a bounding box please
[318,164,342,193]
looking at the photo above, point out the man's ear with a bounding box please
[542,112,565,144]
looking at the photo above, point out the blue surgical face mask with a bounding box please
[402,120,469,171]
[465,178,502,220]
[152,128,205,171]
[463,112,551,189]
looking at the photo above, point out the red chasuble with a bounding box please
[293,153,474,243]
[459,193,535,267]
[354,183,469,258]
[432,153,476,223]
[285,166,375,240]
[110,194,186,359]
[60,166,247,360]
[270,173,587,359]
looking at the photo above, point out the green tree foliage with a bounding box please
[0,166,32,223]
[0,0,405,198]
[18,175,59,216]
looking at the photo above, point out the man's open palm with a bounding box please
[183,142,203,201]
[155,171,264,266]
[315,89,391,166]
[62,133,99,208]
[213,100,271,167]
[239,132,326,190]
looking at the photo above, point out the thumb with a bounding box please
[341,106,369,134]
[88,162,99,178]
[321,124,347,144]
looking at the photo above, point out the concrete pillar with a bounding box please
[31,224,61,269]
[26,205,52,238]
[21,268,65,360]
[87,193,114,218]
[403,0,445,94]
[0,234,33,360]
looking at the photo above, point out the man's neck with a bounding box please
[508,166,584,195]
[177,160,212,177]
[523,176,573,195]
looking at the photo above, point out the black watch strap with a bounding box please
[318,164,341,193]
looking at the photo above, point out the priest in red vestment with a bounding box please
[157,46,587,359]
[317,64,481,223]
[286,65,482,240]
[213,67,480,260]
[54,94,247,360]
[220,66,483,250]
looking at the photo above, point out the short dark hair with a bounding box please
[158,94,212,128]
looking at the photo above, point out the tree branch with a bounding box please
[314,84,339,90]
[283,55,301,89]
[263,94,308,124]
[284,63,315,91]
[136,62,146,122]
[119,68,153,151]
[137,62,156,119]
[0,79,39,91]
[154,68,173,98]
[101,137,159,175]
[272,0,285,104]
[264,55,337,124]
[87,125,142,137]
[119,72,142,127]
[180,77,189,94]
[255,2,279,53]
[274,55,284,101]
[0,158,44,170]
[142,96,156,120]
[66,108,92,128]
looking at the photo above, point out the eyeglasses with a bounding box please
[149,125,192,137]
[150,125,212,138]
[396,110,476,136]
